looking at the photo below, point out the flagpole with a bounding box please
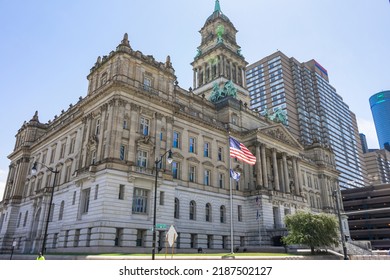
[227,131,234,255]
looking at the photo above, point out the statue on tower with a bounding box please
[216,25,225,44]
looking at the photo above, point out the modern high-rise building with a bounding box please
[363,149,390,185]
[246,51,366,189]
[0,1,344,255]
[370,90,390,149]
[359,133,369,154]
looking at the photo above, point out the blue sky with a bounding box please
[0,0,389,198]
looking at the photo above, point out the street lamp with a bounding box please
[31,161,59,256]
[152,150,173,260]
[332,189,348,260]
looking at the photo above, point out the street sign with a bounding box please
[156,223,167,229]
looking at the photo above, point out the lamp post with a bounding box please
[152,150,173,260]
[31,161,59,256]
[333,189,348,260]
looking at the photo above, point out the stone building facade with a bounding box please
[0,1,343,254]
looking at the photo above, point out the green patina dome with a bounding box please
[205,0,232,25]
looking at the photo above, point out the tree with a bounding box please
[282,211,339,254]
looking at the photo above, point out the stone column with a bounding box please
[278,159,284,192]
[81,115,92,167]
[255,144,263,187]
[297,159,303,194]
[166,116,173,152]
[128,103,139,164]
[12,157,30,198]
[260,144,268,189]
[292,157,300,195]
[97,104,108,161]
[272,149,280,191]
[282,153,290,193]
[193,68,197,89]
[154,113,163,161]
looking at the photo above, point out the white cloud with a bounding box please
[357,118,379,149]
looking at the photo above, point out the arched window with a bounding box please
[59,201,65,221]
[220,205,226,223]
[205,203,212,222]
[189,200,196,220]
[174,198,180,219]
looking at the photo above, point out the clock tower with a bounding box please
[192,0,250,105]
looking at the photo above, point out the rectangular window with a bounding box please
[219,173,224,189]
[190,234,197,249]
[189,166,196,183]
[189,137,196,153]
[95,119,101,135]
[143,77,152,90]
[115,228,123,246]
[136,229,146,247]
[137,150,148,168]
[132,188,148,214]
[81,188,91,214]
[222,236,228,249]
[240,236,245,247]
[123,120,128,129]
[120,145,126,161]
[49,145,56,163]
[74,229,80,247]
[207,235,213,249]
[42,151,47,164]
[238,205,243,222]
[86,228,92,247]
[140,117,150,136]
[49,203,55,222]
[65,165,72,182]
[72,191,77,205]
[94,185,99,200]
[204,169,211,186]
[52,233,58,249]
[69,137,76,154]
[218,147,223,161]
[204,142,210,157]
[173,131,180,148]
[172,161,179,179]
[119,184,125,200]
[60,142,66,159]
[64,230,69,248]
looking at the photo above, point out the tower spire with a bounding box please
[214,0,221,13]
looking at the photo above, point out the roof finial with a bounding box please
[214,0,221,13]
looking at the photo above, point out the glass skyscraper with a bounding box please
[246,51,366,189]
[370,90,390,149]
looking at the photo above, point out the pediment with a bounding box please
[216,164,228,171]
[202,160,214,167]
[172,152,184,160]
[258,124,303,149]
[187,156,200,164]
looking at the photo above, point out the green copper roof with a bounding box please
[205,0,232,26]
[214,0,221,12]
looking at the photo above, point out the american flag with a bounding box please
[229,137,256,165]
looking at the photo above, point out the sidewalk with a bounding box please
[0,253,340,260]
